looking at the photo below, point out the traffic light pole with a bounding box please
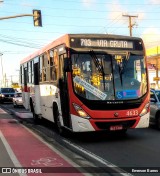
[0,14,33,20]
[0,10,42,27]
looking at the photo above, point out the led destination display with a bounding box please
[70,38,135,49]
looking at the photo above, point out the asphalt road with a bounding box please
[1,103,160,176]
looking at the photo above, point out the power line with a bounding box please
[0,39,42,48]
[2,3,160,14]
[5,1,160,6]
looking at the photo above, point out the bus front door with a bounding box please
[59,55,71,129]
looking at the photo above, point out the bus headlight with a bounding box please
[139,103,150,117]
[73,103,90,119]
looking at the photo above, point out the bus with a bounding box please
[20,34,150,135]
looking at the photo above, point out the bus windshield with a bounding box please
[71,52,147,100]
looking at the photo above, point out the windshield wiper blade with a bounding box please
[121,52,130,75]
[118,52,131,85]
[118,63,123,86]
[89,50,106,90]
[89,50,104,73]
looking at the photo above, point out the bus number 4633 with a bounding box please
[126,110,138,116]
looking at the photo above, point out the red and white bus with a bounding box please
[20,34,150,134]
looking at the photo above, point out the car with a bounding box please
[0,88,15,103]
[150,89,160,129]
[13,92,23,108]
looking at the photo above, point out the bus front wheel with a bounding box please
[54,108,66,136]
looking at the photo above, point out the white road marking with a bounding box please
[31,157,63,167]
[0,108,7,114]
[63,139,133,176]
[0,130,28,176]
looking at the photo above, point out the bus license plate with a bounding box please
[110,125,123,131]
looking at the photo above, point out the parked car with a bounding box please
[0,88,15,103]
[13,92,23,107]
[150,89,160,129]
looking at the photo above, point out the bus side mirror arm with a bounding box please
[64,58,72,72]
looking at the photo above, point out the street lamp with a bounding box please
[0,53,4,87]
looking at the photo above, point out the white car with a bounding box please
[13,92,23,108]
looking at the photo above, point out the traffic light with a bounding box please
[33,9,42,27]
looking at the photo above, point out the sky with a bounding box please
[0,0,160,84]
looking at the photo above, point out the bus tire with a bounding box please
[54,107,66,136]
[30,101,40,124]
[33,108,40,124]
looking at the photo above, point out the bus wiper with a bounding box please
[120,52,130,75]
[118,63,123,86]
[119,52,130,85]
[89,50,106,90]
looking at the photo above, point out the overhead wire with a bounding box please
[0,1,159,49]
[4,0,160,6]
[2,2,160,14]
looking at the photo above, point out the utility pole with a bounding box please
[122,14,138,36]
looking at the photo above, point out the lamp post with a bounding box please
[0,53,3,87]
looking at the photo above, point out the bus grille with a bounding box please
[95,120,136,130]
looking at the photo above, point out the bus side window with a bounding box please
[20,65,24,84]
[40,53,49,82]
[39,56,43,82]
[59,54,65,80]
[50,50,58,81]
[28,61,33,83]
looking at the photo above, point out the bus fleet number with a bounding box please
[81,39,91,46]
[126,110,138,116]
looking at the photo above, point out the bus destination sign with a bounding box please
[70,38,134,49]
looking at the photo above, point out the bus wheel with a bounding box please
[54,108,65,136]
[33,109,40,124]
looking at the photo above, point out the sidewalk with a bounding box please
[0,108,86,176]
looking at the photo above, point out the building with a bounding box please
[146,46,160,89]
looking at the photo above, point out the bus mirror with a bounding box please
[64,58,72,72]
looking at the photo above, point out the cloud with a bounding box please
[141,28,160,48]
[20,0,36,7]
[148,0,160,5]
[107,1,125,21]
[107,0,146,24]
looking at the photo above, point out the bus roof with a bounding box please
[20,34,70,64]
[20,34,142,65]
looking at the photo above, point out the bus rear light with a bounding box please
[139,102,150,117]
[73,103,90,119]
